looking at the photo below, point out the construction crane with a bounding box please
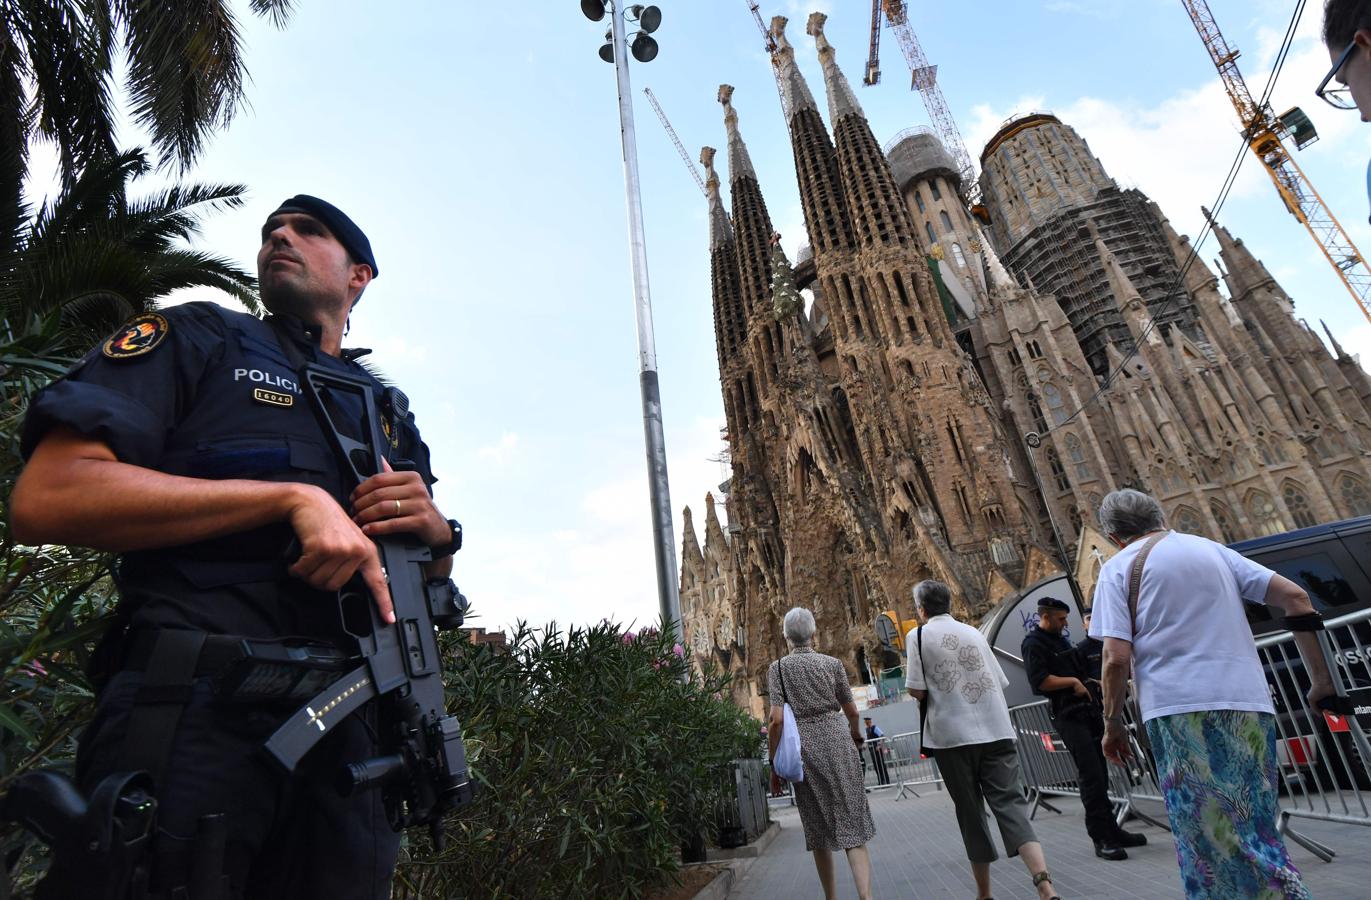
[643,88,705,197]
[863,0,882,86]
[741,0,790,120]
[1182,0,1371,324]
[863,1,981,210]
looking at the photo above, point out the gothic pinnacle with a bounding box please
[770,15,818,118]
[807,12,863,123]
[701,146,734,250]
[718,84,758,183]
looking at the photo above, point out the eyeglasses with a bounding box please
[1317,39,1359,110]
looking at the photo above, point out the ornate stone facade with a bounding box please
[680,17,1371,715]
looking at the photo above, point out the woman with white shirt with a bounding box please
[907,580,1060,900]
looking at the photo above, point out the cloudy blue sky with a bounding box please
[28,0,1371,636]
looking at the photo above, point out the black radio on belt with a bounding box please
[217,640,355,703]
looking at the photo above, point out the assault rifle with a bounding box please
[263,363,475,843]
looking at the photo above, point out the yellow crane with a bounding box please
[1182,0,1371,324]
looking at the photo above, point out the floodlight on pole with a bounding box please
[627,4,661,33]
[578,1,681,637]
[581,0,606,21]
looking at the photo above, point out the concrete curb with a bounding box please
[687,866,734,900]
[705,822,781,861]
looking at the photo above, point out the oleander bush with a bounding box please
[393,621,761,900]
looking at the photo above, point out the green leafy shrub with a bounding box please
[394,620,760,900]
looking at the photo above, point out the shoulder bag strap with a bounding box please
[777,655,787,705]
[915,626,929,743]
[1127,532,1169,636]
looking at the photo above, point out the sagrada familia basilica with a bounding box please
[677,14,1371,715]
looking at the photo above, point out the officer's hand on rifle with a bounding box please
[285,483,394,623]
[350,458,450,547]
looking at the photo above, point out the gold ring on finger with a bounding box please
[394,499,402,517]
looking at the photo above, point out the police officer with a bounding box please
[1021,598,1145,861]
[11,195,463,899]
[1075,607,1104,703]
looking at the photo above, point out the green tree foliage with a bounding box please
[1,0,297,183]
[394,622,761,900]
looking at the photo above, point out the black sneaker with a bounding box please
[1114,830,1147,847]
[1094,841,1127,861]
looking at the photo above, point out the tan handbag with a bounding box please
[1125,532,1168,749]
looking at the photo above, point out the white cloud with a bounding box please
[476,432,520,465]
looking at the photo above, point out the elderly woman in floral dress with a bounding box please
[767,607,876,900]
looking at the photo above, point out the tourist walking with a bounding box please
[907,581,1060,900]
[1092,489,1334,899]
[767,608,876,900]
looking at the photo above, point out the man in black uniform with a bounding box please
[1021,598,1144,861]
[11,196,463,899]
[1075,607,1103,702]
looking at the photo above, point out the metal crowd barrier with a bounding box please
[1253,608,1371,861]
[870,731,943,800]
[1008,700,1166,831]
[1008,609,1371,864]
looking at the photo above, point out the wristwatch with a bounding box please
[430,518,463,559]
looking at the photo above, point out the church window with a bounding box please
[1282,481,1317,529]
[1172,506,1203,535]
[1247,491,1284,537]
[930,180,942,201]
[955,485,973,522]
[951,242,967,268]
[1007,346,1022,368]
[914,191,926,213]
[1046,448,1070,493]
[1027,340,1044,359]
[1027,395,1048,433]
[1339,474,1371,516]
[924,222,937,245]
[939,210,954,233]
[1257,441,1275,466]
[1065,433,1090,480]
[1042,383,1068,425]
[1210,501,1238,543]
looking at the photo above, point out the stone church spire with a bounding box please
[702,146,745,378]
[719,85,777,325]
[772,15,853,259]
[807,12,916,253]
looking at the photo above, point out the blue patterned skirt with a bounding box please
[1144,710,1310,899]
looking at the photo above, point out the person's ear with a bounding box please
[1355,28,1371,54]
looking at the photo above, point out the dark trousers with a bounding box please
[868,745,889,785]
[1054,710,1119,843]
[77,671,401,900]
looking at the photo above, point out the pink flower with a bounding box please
[622,631,637,644]
[672,644,685,658]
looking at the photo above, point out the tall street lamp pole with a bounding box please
[1023,431,1089,612]
[581,2,681,635]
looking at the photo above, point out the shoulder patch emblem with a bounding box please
[103,313,169,359]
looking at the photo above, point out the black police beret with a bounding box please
[269,195,378,278]
[1037,597,1070,613]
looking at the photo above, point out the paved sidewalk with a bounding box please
[729,788,1371,899]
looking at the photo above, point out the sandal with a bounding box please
[1032,870,1061,900]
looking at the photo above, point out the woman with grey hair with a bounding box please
[1091,488,1333,898]
[906,581,1059,900]
[767,606,876,900]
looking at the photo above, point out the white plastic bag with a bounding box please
[772,658,804,782]
[773,702,804,782]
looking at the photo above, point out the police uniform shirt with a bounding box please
[1021,627,1086,714]
[20,302,436,643]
